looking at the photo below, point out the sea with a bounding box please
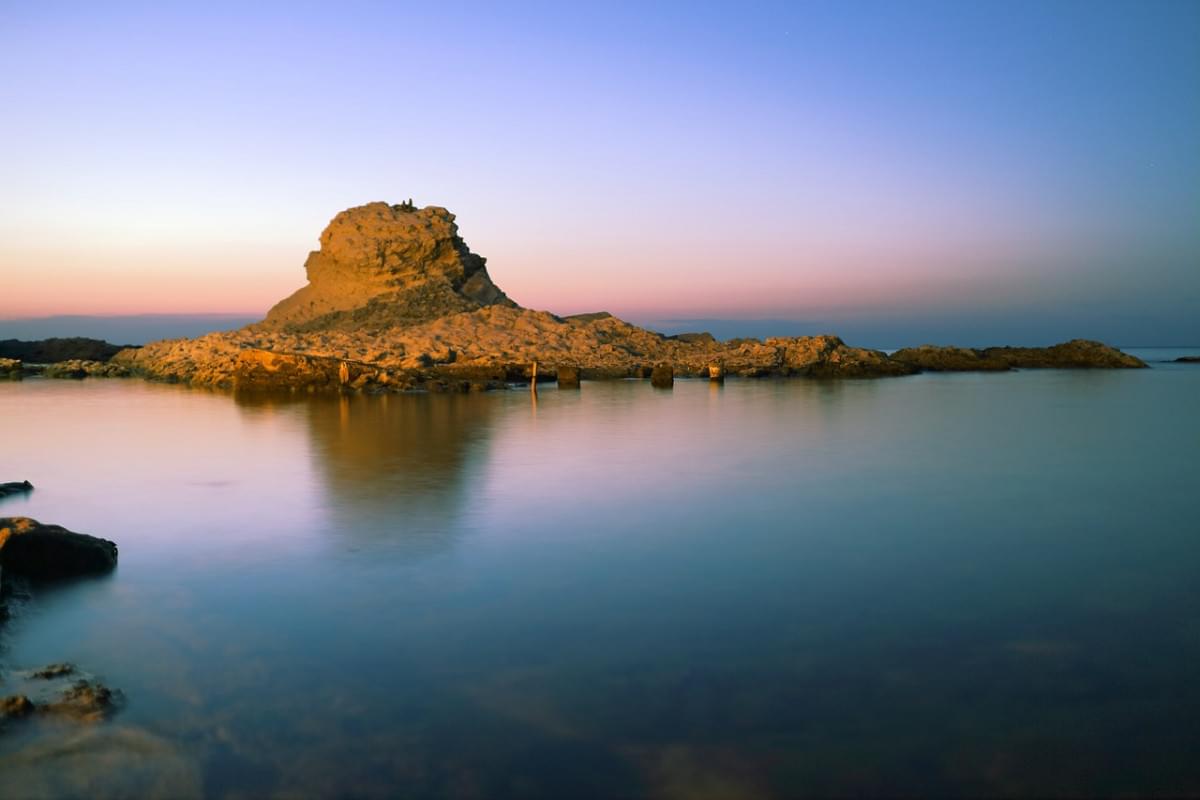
[1,348,1197,798]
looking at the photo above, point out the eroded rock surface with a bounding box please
[261,201,514,331]
[111,200,1146,391]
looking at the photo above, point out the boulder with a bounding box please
[0,517,118,580]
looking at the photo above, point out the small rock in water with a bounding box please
[557,365,581,388]
[650,364,674,388]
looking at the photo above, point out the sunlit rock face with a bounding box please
[261,202,515,332]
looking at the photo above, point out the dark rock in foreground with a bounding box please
[892,339,1145,371]
[0,517,118,580]
[0,337,135,364]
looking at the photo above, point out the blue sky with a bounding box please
[1,0,1197,344]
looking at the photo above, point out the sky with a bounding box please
[1,0,1198,345]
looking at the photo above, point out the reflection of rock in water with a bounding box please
[235,391,496,558]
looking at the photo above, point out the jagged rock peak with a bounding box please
[261,201,516,332]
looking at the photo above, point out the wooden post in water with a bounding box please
[530,361,538,392]
[339,360,350,386]
[650,363,674,388]
[708,362,725,383]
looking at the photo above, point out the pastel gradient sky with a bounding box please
[2,1,1198,344]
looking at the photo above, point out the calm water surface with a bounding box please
[1,353,1198,798]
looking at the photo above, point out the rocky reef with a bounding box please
[111,200,1146,392]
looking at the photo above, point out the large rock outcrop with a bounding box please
[112,200,1146,390]
[260,202,514,331]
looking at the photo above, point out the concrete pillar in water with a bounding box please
[557,365,581,388]
[650,363,674,388]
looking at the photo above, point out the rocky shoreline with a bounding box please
[5,202,1148,394]
[99,201,1144,393]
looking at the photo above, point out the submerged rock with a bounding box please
[1,667,122,727]
[0,517,118,580]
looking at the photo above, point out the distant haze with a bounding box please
[1,2,1197,344]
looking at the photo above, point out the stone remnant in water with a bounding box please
[0,517,118,579]
[1176,356,1200,363]
[557,365,581,388]
[708,363,725,382]
[651,364,674,388]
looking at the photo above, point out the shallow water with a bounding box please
[1,353,1199,798]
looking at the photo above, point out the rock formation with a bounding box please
[259,202,514,331]
[111,200,1147,391]
[893,340,1146,371]
[0,517,118,580]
